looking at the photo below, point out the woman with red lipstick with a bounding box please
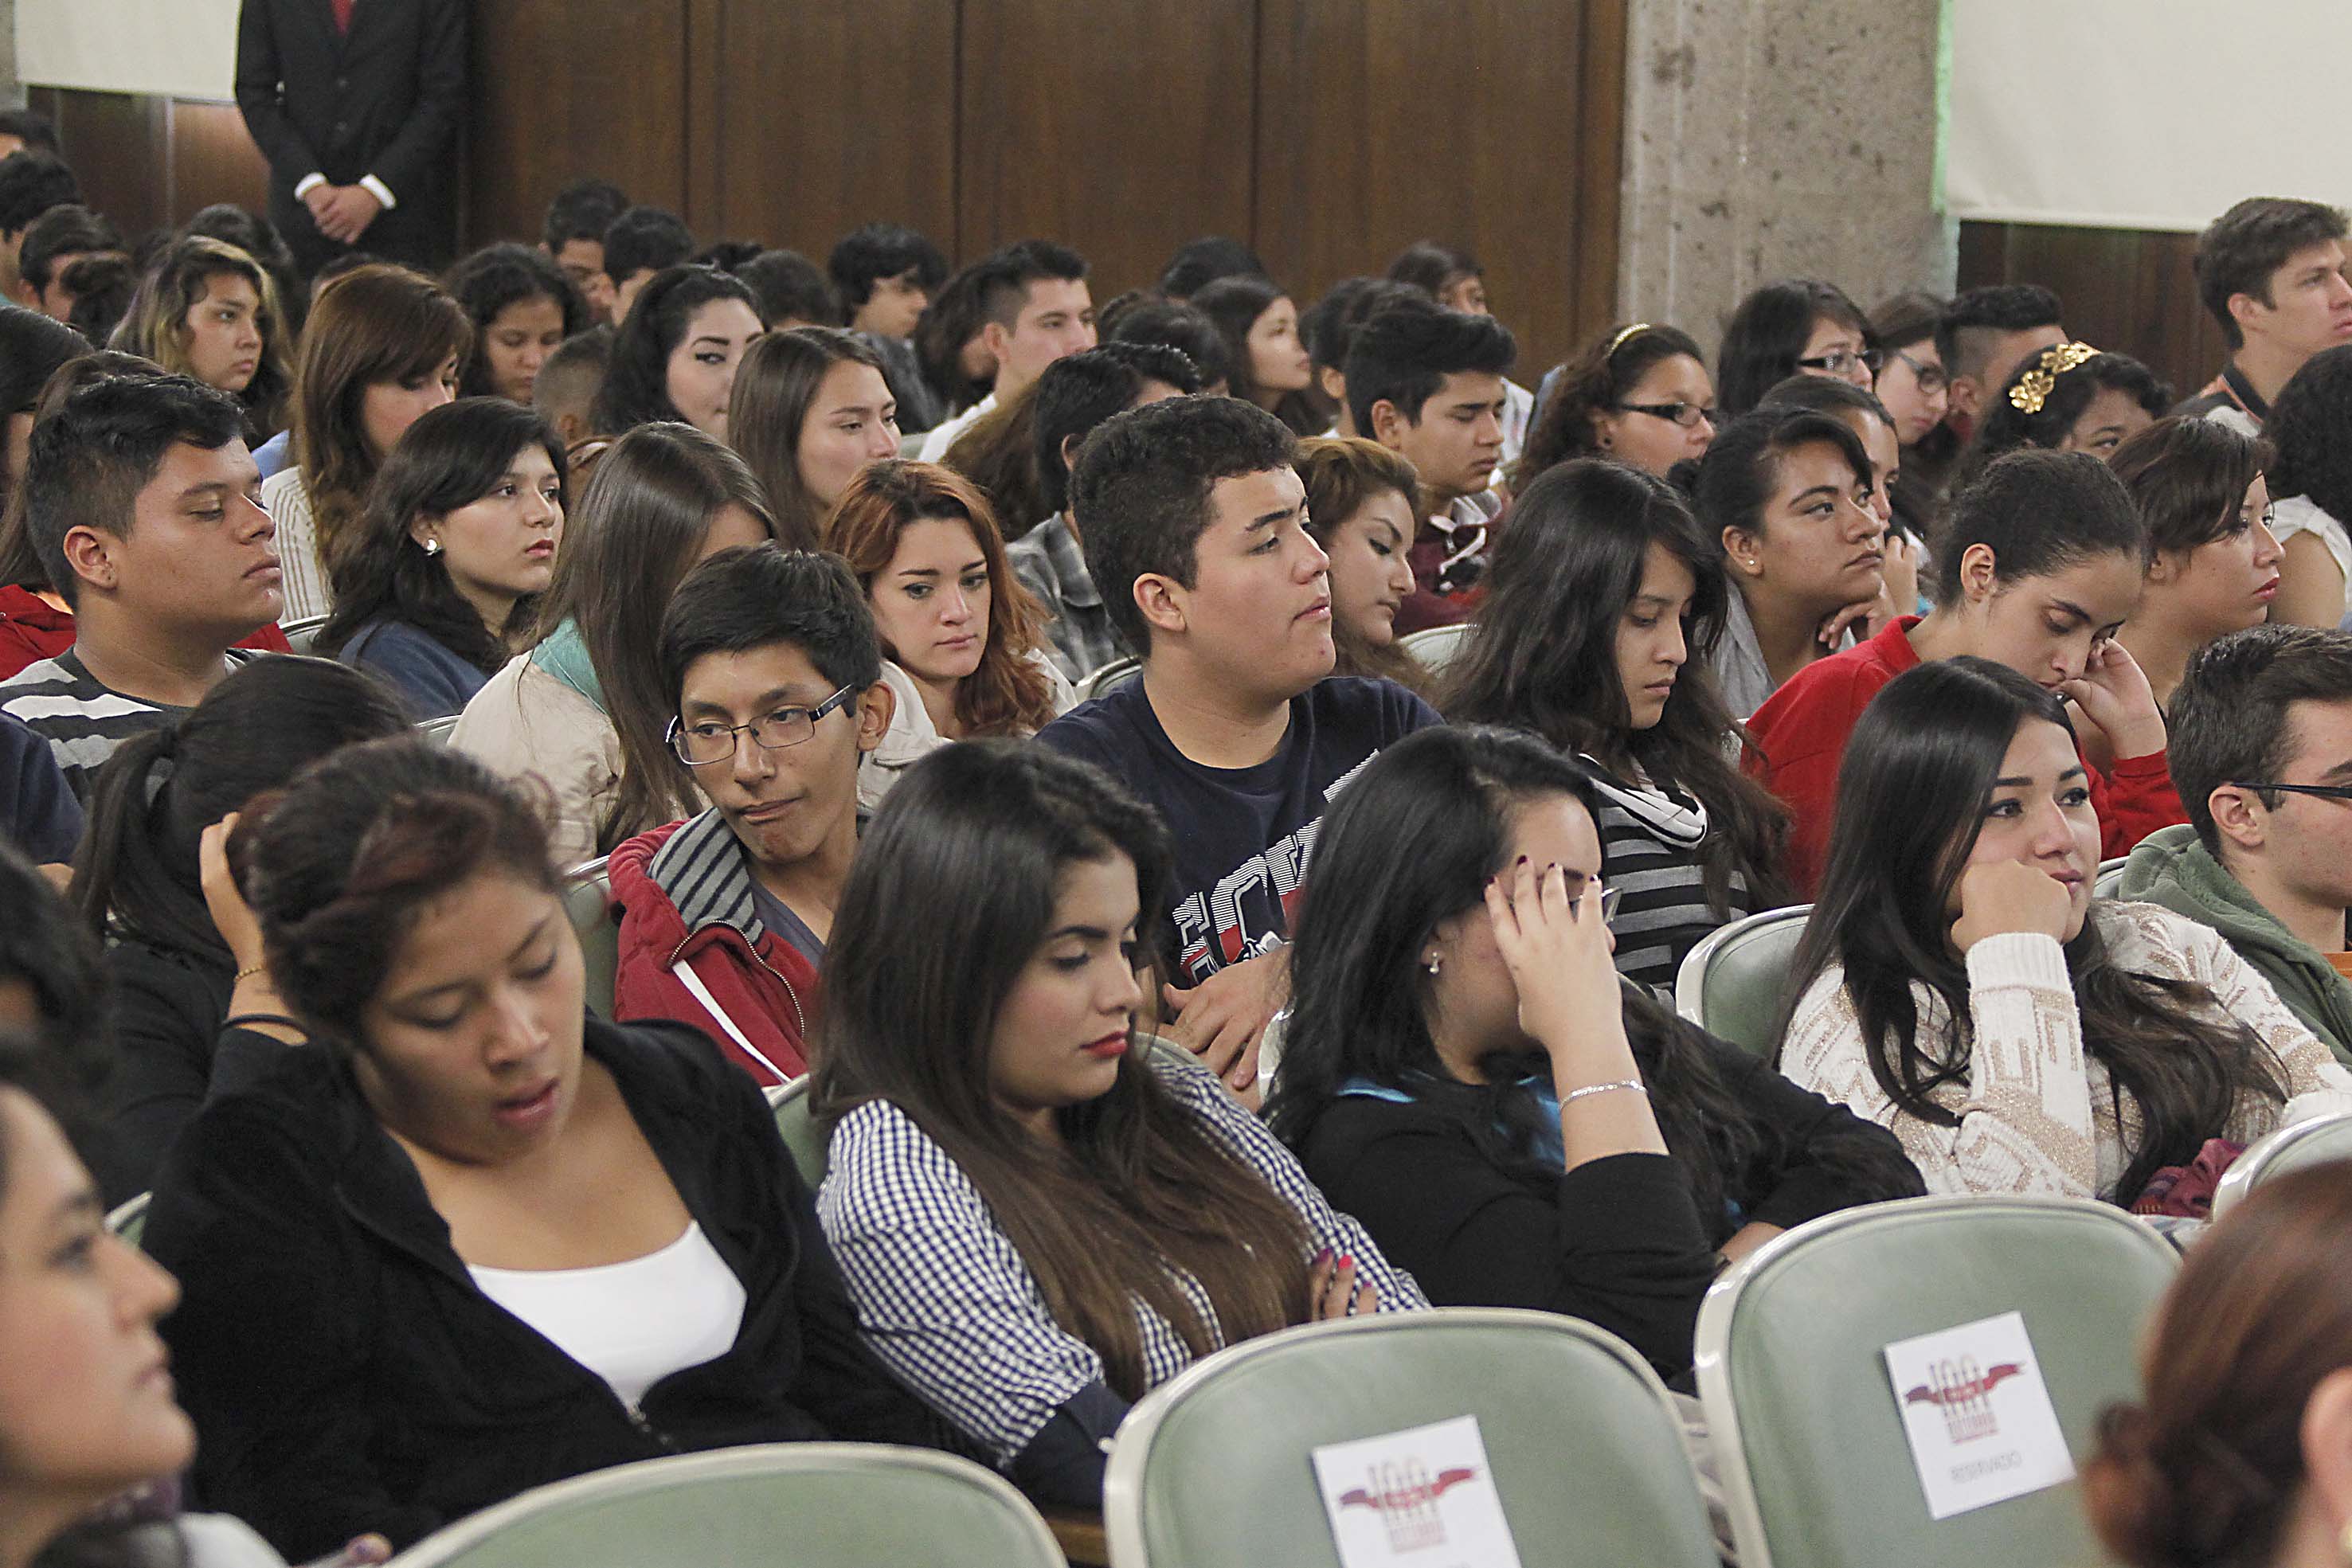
[813,742,1424,1508]
[143,740,941,1559]
[2104,418,2284,722]
[1747,448,2189,893]
[1779,658,2352,1202]
[823,460,1070,811]
[1296,436,1435,696]
[1443,459,1791,989]
[315,400,567,719]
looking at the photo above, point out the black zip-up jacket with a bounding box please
[145,1018,941,1558]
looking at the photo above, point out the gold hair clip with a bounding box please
[2008,340,2101,416]
[1607,322,1653,356]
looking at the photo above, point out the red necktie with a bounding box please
[331,0,354,33]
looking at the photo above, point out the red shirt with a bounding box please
[1743,616,2186,894]
[0,586,292,680]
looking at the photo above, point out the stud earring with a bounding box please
[1423,953,1442,977]
[423,538,443,557]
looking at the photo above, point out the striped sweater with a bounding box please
[0,651,238,801]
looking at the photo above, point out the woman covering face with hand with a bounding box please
[143,740,941,1561]
[1778,657,2352,1203]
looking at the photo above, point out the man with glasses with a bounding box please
[608,545,895,1085]
[2120,624,2352,1064]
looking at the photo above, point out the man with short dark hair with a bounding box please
[1010,342,1202,680]
[541,178,628,323]
[0,110,59,162]
[2121,623,2352,1063]
[0,375,280,796]
[601,205,695,326]
[233,0,465,273]
[14,203,121,319]
[1156,235,1266,302]
[912,240,1096,459]
[831,222,950,434]
[2184,197,2352,434]
[609,545,895,1085]
[735,249,839,330]
[1038,395,1439,1091]
[534,326,612,448]
[0,153,80,307]
[1935,283,2067,444]
[1344,296,1516,632]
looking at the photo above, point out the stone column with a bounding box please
[1618,0,1953,353]
[1,0,18,107]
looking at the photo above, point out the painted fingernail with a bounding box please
[1338,1254,1355,1271]
[1314,1246,1333,1265]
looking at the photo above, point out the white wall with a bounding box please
[15,0,237,103]
[1947,0,2350,232]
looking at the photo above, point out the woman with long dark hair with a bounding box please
[144,740,939,1558]
[444,242,589,405]
[1268,726,1918,1379]
[1517,321,1714,487]
[1779,657,2352,1202]
[812,741,1421,1507]
[728,327,900,551]
[452,421,773,870]
[822,461,1068,809]
[1443,459,1791,987]
[1714,278,1877,417]
[1189,275,1323,436]
[315,399,567,718]
[589,264,763,440]
[261,264,472,622]
[110,234,294,443]
[69,658,409,1201]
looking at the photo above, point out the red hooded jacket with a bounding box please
[608,811,816,1087]
[0,586,293,680]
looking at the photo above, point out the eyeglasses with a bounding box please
[1892,349,1948,394]
[1559,870,1623,925]
[2229,780,2352,804]
[1613,401,1716,430]
[667,686,856,766]
[1796,347,1884,377]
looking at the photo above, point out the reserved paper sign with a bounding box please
[1882,1309,2076,1519]
[1311,1414,1524,1568]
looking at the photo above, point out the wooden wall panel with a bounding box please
[1956,221,2229,413]
[166,100,270,220]
[708,0,957,259]
[957,0,1258,298]
[461,0,690,251]
[1254,0,1622,377]
[30,88,166,237]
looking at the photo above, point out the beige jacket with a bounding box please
[452,652,622,874]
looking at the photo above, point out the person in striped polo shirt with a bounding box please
[0,373,280,799]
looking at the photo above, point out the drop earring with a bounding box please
[1423,952,1442,977]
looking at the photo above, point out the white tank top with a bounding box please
[470,1221,748,1409]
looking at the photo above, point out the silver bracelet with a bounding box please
[1563,1078,1648,1105]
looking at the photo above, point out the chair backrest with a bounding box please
[1673,905,1810,1056]
[418,714,462,746]
[282,614,331,655]
[1696,1194,2180,1568]
[1104,1308,1718,1568]
[2093,856,2129,897]
[1075,655,1141,705]
[1399,620,1475,675]
[2213,1112,2352,1218]
[387,1443,1063,1568]
[563,858,618,1021]
[768,1075,826,1189]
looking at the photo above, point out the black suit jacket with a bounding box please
[234,0,466,264]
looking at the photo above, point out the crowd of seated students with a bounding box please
[17,126,2352,1563]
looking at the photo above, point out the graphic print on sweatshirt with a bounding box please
[1171,752,1373,983]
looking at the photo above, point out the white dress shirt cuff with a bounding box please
[293,172,327,199]
[358,174,397,209]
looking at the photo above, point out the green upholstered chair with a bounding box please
[1074,656,1142,704]
[1695,1194,2179,1568]
[766,1075,827,1191]
[1673,905,1811,1058]
[1103,1308,1719,1568]
[562,858,618,1022]
[107,1191,150,1247]
[1399,621,1476,675]
[385,1444,1063,1568]
[2213,1112,2352,1218]
[2092,856,2129,898]
[417,714,461,746]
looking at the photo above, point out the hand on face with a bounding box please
[2059,639,2166,761]
[1480,857,1620,1059]
[198,814,265,972]
[1950,858,2076,953]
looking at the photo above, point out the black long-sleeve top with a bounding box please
[146,1017,941,1559]
[1294,1030,1924,1384]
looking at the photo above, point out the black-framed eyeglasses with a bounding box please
[2229,780,2352,804]
[667,685,856,766]
[1796,347,1884,377]
[1892,348,1948,394]
[1613,401,1716,430]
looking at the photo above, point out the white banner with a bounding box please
[1946,1,2352,233]
[16,0,240,104]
